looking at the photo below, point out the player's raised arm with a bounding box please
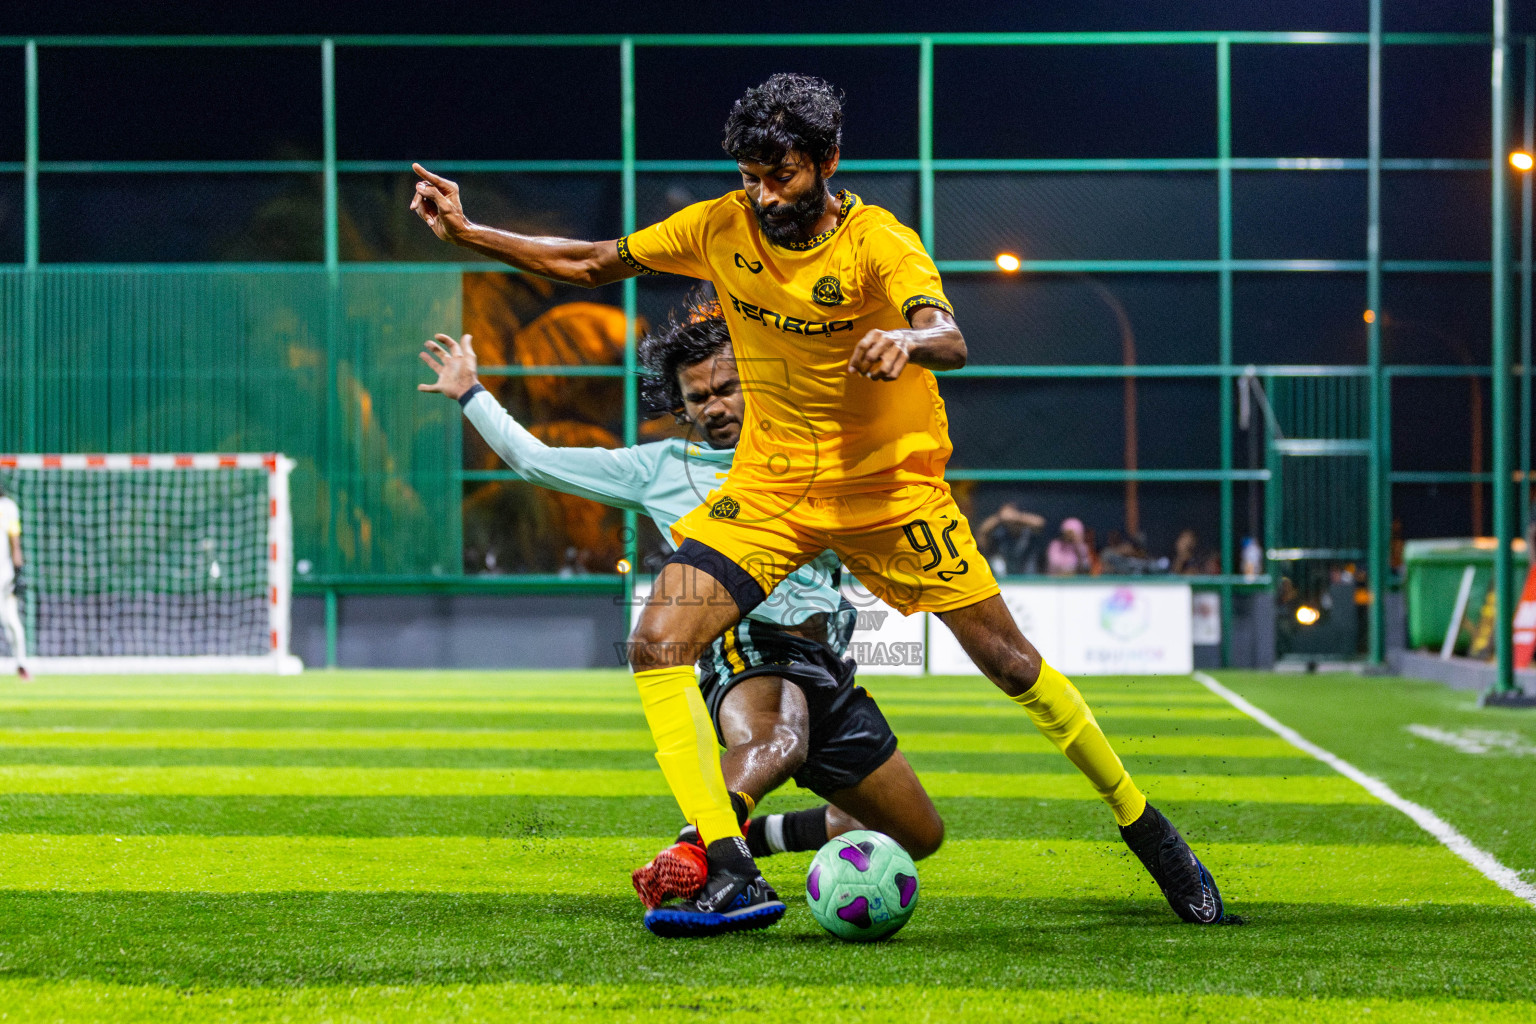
[410,164,637,288]
[418,333,651,509]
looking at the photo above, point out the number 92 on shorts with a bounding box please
[670,483,1001,616]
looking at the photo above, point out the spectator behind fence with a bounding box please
[1046,517,1091,576]
[1171,529,1221,575]
[1101,529,1169,575]
[977,502,1046,576]
[1171,530,1200,575]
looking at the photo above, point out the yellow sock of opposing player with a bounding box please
[1012,662,1147,827]
[633,665,743,847]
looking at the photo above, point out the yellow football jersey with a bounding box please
[620,190,956,498]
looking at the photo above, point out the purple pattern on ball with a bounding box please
[807,865,821,901]
[836,896,872,928]
[838,844,871,872]
[896,872,917,908]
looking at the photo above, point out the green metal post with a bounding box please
[325,588,338,668]
[22,41,39,452]
[1522,37,1533,544]
[1217,38,1235,665]
[918,37,935,252]
[323,41,339,275]
[322,40,341,579]
[1492,3,1517,693]
[621,38,639,637]
[1367,0,1386,663]
[21,40,39,651]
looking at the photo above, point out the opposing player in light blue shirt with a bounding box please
[418,298,943,917]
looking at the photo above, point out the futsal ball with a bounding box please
[805,829,918,941]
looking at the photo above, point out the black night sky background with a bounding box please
[3,0,1534,562]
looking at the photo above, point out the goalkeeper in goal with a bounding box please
[418,299,944,919]
[0,481,29,681]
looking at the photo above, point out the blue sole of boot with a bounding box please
[643,900,786,938]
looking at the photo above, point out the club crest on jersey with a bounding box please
[812,275,845,306]
[709,496,741,520]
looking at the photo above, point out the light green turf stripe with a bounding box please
[0,835,1512,906]
[0,698,648,714]
[900,731,1308,758]
[882,703,1246,720]
[0,765,1373,802]
[0,728,662,750]
[0,727,1311,759]
[0,982,1530,1024]
[869,690,1229,706]
[0,697,1242,719]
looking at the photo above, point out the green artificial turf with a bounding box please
[0,669,1531,1022]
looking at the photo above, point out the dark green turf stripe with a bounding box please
[0,747,1335,777]
[0,893,1531,1002]
[905,751,1334,776]
[0,712,655,731]
[0,793,1430,845]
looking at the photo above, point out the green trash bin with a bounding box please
[1403,540,1531,651]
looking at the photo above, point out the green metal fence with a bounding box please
[0,17,1528,681]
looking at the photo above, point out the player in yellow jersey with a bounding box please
[411,73,1228,936]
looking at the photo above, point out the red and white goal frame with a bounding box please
[0,452,302,675]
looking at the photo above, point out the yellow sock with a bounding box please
[634,665,742,846]
[1011,662,1147,827]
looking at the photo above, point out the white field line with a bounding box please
[1191,671,1536,909]
[1405,724,1536,757]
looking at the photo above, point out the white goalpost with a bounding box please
[0,453,302,675]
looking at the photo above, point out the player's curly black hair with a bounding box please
[637,293,732,419]
[722,72,844,167]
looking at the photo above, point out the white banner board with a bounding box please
[839,585,926,676]
[926,582,1192,676]
[627,578,1191,677]
[929,584,1064,674]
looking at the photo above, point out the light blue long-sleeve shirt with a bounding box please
[462,389,844,629]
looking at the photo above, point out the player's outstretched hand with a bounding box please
[410,164,470,243]
[848,329,911,381]
[418,333,480,401]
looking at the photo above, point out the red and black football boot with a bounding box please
[630,836,708,911]
[629,792,753,910]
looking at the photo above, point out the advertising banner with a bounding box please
[839,585,926,676]
[926,583,1193,676]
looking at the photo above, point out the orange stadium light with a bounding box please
[615,558,632,574]
[1511,151,1534,171]
[1295,605,1321,626]
[1363,310,1376,324]
[995,253,1021,272]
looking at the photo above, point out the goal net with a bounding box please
[0,453,301,674]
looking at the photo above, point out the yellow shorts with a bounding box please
[670,483,1001,616]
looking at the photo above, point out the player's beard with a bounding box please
[752,173,833,247]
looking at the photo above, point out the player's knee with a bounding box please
[908,814,945,861]
[983,644,1043,699]
[625,617,685,672]
[765,720,809,773]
